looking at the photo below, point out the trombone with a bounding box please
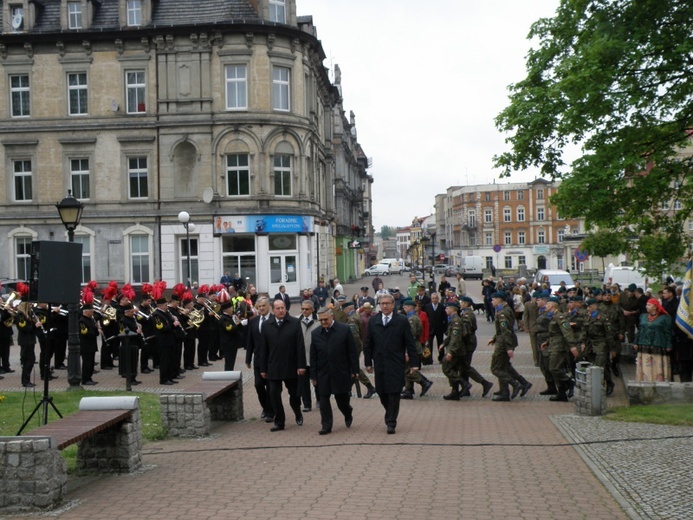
[201,298,222,321]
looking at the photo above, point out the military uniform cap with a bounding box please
[342,300,355,309]
[402,298,415,306]
[460,296,473,304]
[445,301,460,310]
[586,298,598,305]
[491,291,506,299]
[547,296,561,304]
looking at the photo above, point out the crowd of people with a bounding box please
[1,269,689,435]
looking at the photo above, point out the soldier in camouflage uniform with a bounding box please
[441,301,493,400]
[534,291,557,395]
[332,296,348,323]
[582,298,616,395]
[488,292,529,401]
[565,295,587,396]
[598,289,625,377]
[344,301,377,399]
[541,296,579,401]
[401,299,434,399]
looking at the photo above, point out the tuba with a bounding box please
[185,308,205,329]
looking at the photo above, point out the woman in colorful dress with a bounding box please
[634,298,672,382]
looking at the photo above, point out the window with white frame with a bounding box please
[503,207,511,222]
[272,67,290,111]
[689,219,693,232]
[180,236,199,284]
[557,228,565,242]
[468,210,476,228]
[470,234,477,246]
[126,71,146,113]
[226,154,250,196]
[484,192,491,201]
[485,257,493,269]
[273,154,291,196]
[128,156,148,199]
[225,65,247,110]
[537,207,545,220]
[484,208,492,223]
[68,1,82,28]
[70,158,90,199]
[127,0,142,26]
[269,0,286,23]
[67,72,88,115]
[10,75,30,117]
[503,191,510,201]
[537,188,544,200]
[13,160,32,201]
[518,230,526,244]
[537,229,546,244]
[74,235,91,283]
[485,232,493,246]
[504,256,512,269]
[518,190,524,200]
[519,255,526,266]
[130,234,149,283]
[517,206,525,222]
[504,231,512,245]
[674,200,682,210]
[662,200,670,210]
[15,236,32,279]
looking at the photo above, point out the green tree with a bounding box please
[495,0,693,273]
[580,229,628,272]
[380,225,395,239]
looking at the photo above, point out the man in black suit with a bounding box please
[415,285,431,308]
[310,307,360,435]
[274,285,291,312]
[245,296,274,422]
[364,293,419,434]
[258,299,306,432]
[425,292,448,363]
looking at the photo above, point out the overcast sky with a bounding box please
[297,0,561,231]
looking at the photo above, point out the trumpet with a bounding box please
[52,305,69,317]
[134,305,150,321]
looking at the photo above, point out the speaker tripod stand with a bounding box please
[17,338,63,435]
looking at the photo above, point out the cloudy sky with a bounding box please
[296,0,561,231]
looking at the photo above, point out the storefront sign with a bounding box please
[213,215,313,235]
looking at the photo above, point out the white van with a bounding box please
[603,265,648,289]
[380,258,403,275]
[460,256,484,279]
[533,269,576,294]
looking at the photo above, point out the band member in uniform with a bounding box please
[137,283,155,373]
[15,283,38,387]
[219,300,245,370]
[169,284,187,377]
[180,291,199,370]
[119,302,142,385]
[33,302,57,381]
[195,285,213,367]
[79,300,100,386]
[51,304,69,370]
[152,283,182,386]
[0,292,16,376]
[98,282,119,370]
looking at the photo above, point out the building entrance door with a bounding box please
[269,254,298,298]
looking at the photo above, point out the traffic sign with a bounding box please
[492,244,501,253]
[574,247,589,262]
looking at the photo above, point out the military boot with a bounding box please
[549,383,568,402]
[539,382,558,395]
[363,385,377,399]
[492,384,511,401]
[419,375,434,397]
[443,383,460,401]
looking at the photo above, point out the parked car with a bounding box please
[532,269,575,294]
[364,264,390,276]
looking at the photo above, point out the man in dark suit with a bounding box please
[258,299,306,432]
[245,296,274,422]
[364,293,419,434]
[425,292,448,363]
[310,307,360,435]
[274,285,291,312]
[415,285,431,308]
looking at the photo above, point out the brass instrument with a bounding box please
[184,307,205,329]
[201,298,222,320]
[52,305,69,317]
[93,297,118,326]
[134,305,150,321]
[1,291,19,311]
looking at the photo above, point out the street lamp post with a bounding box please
[55,191,84,390]
[178,211,193,289]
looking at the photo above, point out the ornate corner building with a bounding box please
[0,0,372,297]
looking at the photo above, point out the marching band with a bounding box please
[0,279,258,387]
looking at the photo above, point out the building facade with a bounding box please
[438,179,583,272]
[0,0,372,297]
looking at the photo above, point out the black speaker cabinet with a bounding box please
[29,241,83,304]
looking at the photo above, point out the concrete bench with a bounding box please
[1,396,142,514]
[160,371,243,437]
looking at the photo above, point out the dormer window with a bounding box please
[127,0,142,26]
[68,1,82,29]
[269,0,285,23]
[10,5,24,32]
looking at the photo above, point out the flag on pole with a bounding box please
[676,259,693,339]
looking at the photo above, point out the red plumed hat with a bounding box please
[197,284,209,296]
[121,283,136,301]
[101,280,118,300]
[141,283,153,297]
[81,287,95,304]
[16,281,29,298]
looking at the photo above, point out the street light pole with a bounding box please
[178,211,192,289]
[55,191,84,390]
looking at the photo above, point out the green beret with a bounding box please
[402,298,415,307]
[445,301,460,310]
[460,296,473,304]
[342,300,355,309]
[586,298,598,305]
[569,296,582,302]
[547,296,561,304]
[491,291,506,299]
